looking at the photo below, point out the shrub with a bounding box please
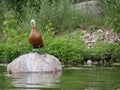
[40,31,86,65]
[0,12,31,62]
[92,42,116,61]
[0,44,19,63]
[112,44,120,61]
[83,41,118,62]
[0,26,120,66]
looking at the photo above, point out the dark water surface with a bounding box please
[0,65,120,90]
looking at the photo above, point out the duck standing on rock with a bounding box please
[28,19,43,51]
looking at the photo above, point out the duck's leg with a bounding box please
[32,47,35,52]
[32,47,39,53]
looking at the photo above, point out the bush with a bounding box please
[40,31,86,65]
[83,41,118,61]
[112,44,120,61]
[0,13,31,62]
[0,29,31,62]
[0,26,120,65]
[92,42,117,61]
[1,0,120,65]
[0,28,86,64]
[0,45,20,63]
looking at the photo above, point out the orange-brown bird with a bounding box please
[28,19,43,51]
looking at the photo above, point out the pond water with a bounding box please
[0,65,120,90]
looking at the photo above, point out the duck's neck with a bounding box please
[31,26,37,32]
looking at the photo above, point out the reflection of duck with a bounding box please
[28,19,43,51]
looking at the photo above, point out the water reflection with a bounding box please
[8,72,61,89]
[60,67,120,90]
[1,66,120,90]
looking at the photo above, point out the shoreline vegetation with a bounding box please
[0,0,120,66]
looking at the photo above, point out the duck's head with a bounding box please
[31,19,36,27]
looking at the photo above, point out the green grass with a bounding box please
[0,28,120,66]
[0,0,120,65]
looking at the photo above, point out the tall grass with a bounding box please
[101,0,120,33]
[1,0,120,33]
[0,0,8,31]
[23,0,82,33]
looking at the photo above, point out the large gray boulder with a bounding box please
[7,53,62,74]
[72,1,104,18]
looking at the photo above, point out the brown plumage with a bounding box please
[28,19,43,50]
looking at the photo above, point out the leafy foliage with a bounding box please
[0,25,120,65]
[0,0,120,65]
[102,0,120,33]
[40,31,86,64]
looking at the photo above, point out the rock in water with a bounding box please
[87,60,92,66]
[7,53,62,74]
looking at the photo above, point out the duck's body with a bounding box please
[29,19,43,50]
